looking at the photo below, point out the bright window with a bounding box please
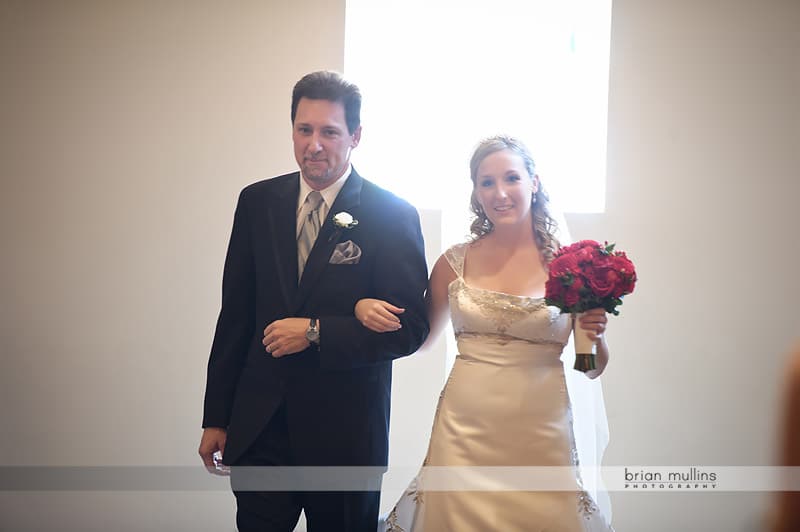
[345,0,613,215]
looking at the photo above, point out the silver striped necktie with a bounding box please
[297,191,324,282]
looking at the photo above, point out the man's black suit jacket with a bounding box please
[202,169,429,467]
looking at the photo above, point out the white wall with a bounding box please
[1,1,798,531]
[0,2,346,531]
[569,1,800,530]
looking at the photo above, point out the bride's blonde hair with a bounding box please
[468,135,560,263]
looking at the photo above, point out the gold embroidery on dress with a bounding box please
[384,507,404,532]
[444,243,467,277]
[566,391,599,519]
[577,490,599,519]
[446,243,555,336]
[384,481,424,531]
[450,280,547,334]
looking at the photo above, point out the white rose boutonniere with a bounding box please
[332,211,359,229]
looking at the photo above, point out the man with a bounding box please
[198,71,429,532]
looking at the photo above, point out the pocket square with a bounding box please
[329,240,361,265]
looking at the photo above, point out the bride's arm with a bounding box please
[353,298,405,332]
[355,253,456,343]
[420,254,456,350]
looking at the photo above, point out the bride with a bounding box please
[355,135,614,531]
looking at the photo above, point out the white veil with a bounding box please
[551,208,613,524]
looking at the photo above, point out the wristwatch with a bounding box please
[305,318,320,345]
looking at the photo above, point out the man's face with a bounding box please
[292,97,361,190]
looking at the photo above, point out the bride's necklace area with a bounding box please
[466,242,546,298]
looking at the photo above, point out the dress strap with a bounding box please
[443,243,467,278]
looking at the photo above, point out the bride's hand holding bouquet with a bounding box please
[545,240,637,372]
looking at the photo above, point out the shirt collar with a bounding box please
[297,165,352,214]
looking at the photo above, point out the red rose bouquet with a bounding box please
[545,240,637,372]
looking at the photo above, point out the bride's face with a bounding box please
[474,149,538,228]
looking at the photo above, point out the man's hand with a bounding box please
[199,427,228,475]
[263,318,313,357]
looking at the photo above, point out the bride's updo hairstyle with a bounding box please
[468,135,560,264]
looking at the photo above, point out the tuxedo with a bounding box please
[202,168,429,530]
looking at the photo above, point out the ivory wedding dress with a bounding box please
[381,243,613,532]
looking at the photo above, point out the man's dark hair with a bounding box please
[291,71,362,134]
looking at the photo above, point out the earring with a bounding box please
[532,192,537,204]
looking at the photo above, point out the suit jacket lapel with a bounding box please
[268,173,300,309]
[293,170,363,313]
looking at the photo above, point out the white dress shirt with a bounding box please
[296,165,352,238]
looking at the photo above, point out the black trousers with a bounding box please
[231,402,381,532]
